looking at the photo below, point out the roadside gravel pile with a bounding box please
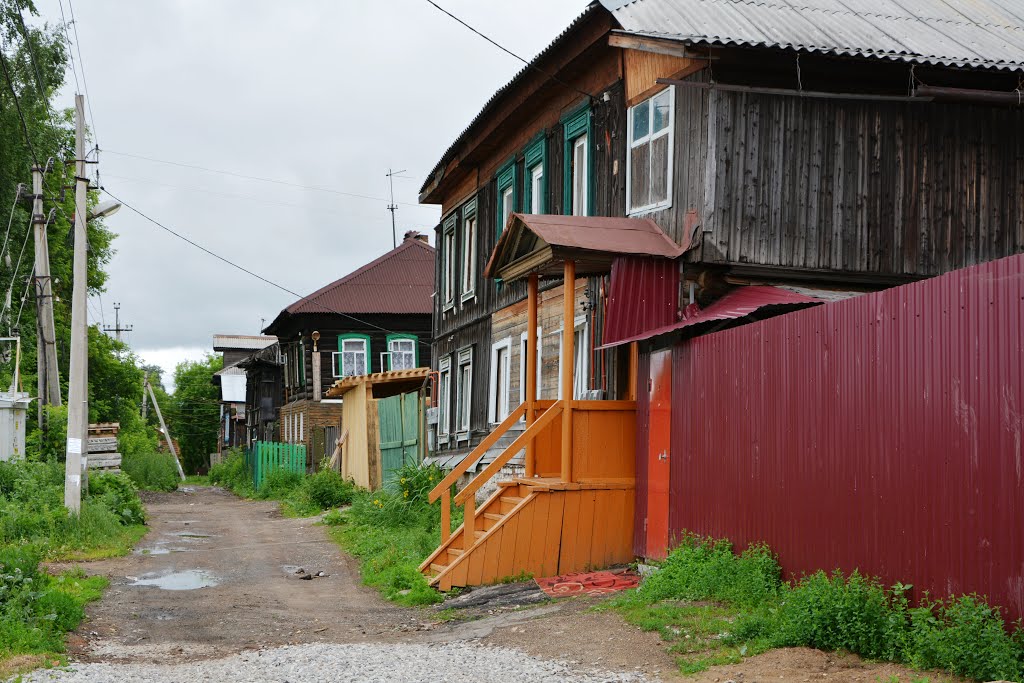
[17,642,653,683]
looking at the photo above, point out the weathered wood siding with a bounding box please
[696,91,1024,278]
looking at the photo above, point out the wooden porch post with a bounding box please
[525,273,538,478]
[561,260,575,483]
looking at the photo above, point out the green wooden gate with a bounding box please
[378,390,421,489]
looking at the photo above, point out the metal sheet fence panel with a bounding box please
[670,253,1024,621]
[633,349,651,557]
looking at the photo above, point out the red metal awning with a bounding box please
[598,285,825,349]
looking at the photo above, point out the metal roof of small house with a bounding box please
[604,0,1024,71]
[265,237,435,332]
[325,367,430,398]
[212,334,278,352]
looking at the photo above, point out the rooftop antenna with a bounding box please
[385,168,407,249]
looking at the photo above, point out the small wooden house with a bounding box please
[325,368,429,490]
[212,334,277,454]
[262,232,434,466]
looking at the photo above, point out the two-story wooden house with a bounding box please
[262,231,434,466]
[212,334,277,455]
[418,0,1024,590]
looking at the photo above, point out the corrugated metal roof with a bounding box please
[606,0,1024,70]
[603,256,680,347]
[267,237,435,332]
[212,334,277,351]
[599,284,823,347]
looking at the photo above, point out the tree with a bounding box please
[167,355,222,474]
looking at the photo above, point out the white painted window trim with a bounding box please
[388,338,417,370]
[556,316,590,400]
[438,356,452,443]
[571,135,589,217]
[330,351,343,378]
[626,85,675,216]
[442,217,457,311]
[519,327,542,412]
[456,347,473,440]
[460,211,477,302]
[299,411,304,443]
[338,338,369,377]
[529,165,544,214]
[488,337,513,425]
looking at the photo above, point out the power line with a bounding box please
[1,184,25,265]
[103,150,435,210]
[55,0,81,94]
[0,44,40,166]
[422,0,592,100]
[64,0,99,145]
[1,214,34,323]
[102,188,432,348]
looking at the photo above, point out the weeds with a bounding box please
[616,533,1024,680]
[0,459,146,668]
[121,451,179,492]
[328,462,456,606]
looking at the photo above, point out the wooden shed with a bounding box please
[326,368,429,490]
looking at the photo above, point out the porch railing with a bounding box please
[246,441,306,490]
[427,400,563,548]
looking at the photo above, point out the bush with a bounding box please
[88,473,146,525]
[208,448,252,495]
[122,451,179,492]
[905,595,1023,681]
[770,570,905,661]
[638,534,782,608]
[302,468,355,509]
[256,468,303,500]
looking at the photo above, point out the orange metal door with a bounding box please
[646,349,672,559]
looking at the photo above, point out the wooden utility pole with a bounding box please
[141,372,149,419]
[64,95,88,513]
[146,378,185,480]
[32,162,62,413]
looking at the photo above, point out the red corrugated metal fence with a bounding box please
[668,254,1024,621]
[603,256,679,347]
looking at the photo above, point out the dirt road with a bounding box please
[67,486,413,663]
[56,486,953,683]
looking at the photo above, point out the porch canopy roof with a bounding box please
[484,213,684,282]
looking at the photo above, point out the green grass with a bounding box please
[121,451,180,492]
[0,460,150,671]
[325,463,457,607]
[183,474,208,485]
[609,534,1024,681]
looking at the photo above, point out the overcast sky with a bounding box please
[29,0,587,389]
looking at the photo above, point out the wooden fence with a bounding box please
[245,441,306,490]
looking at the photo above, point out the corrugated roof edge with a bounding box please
[419,3,603,199]
[620,30,1024,71]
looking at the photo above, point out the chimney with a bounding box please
[404,230,429,244]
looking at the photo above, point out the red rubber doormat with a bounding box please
[535,569,640,597]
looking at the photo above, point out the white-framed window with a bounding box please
[500,186,514,229]
[488,338,512,424]
[438,356,452,442]
[388,336,417,370]
[519,327,542,406]
[334,335,369,377]
[442,216,456,308]
[627,86,674,215]
[456,347,473,438]
[461,202,477,300]
[571,135,589,217]
[530,165,544,213]
[299,411,304,443]
[557,316,590,399]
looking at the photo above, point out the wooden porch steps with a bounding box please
[419,477,634,591]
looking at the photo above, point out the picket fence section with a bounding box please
[245,441,306,489]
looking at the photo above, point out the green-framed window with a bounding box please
[386,334,419,370]
[523,135,547,214]
[562,104,592,217]
[334,333,371,377]
[495,159,517,237]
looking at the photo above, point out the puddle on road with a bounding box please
[173,531,212,539]
[131,570,219,590]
